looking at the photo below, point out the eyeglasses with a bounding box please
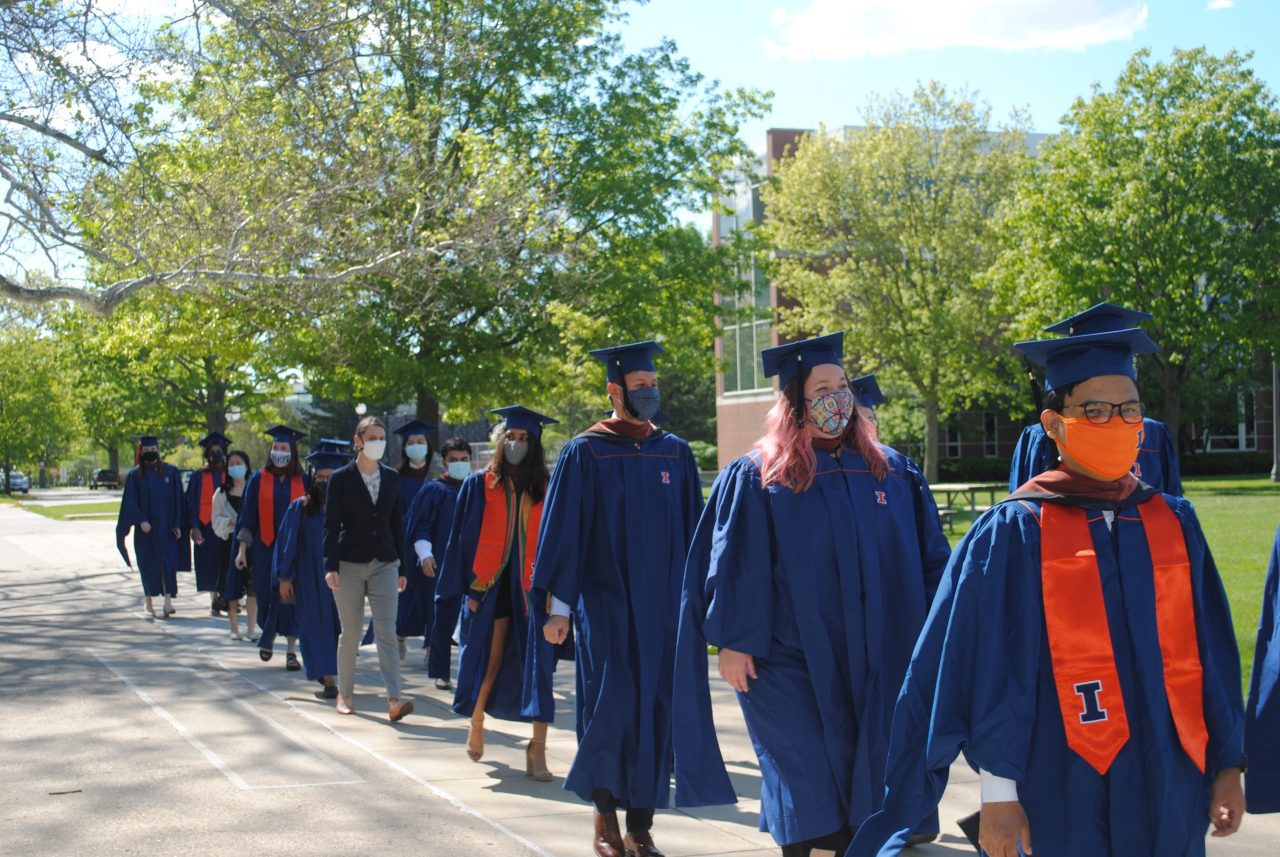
[1063,400,1146,425]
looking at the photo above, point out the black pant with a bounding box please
[780,826,852,857]
[592,789,654,833]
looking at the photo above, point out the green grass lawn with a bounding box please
[20,500,121,520]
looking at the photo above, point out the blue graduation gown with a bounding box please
[402,477,463,678]
[848,490,1245,857]
[185,468,225,591]
[436,471,552,723]
[1008,418,1182,494]
[116,464,188,597]
[236,469,307,638]
[273,497,340,681]
[526,428,703,808]
[1245,523,1280,813]
[673,446,950,845]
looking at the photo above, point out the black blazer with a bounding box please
[323,461,405,571]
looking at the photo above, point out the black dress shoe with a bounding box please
[285,652,301,671]
[623,831,666,857]
[322,683,339,699]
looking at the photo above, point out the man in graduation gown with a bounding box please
[1007,304,1182,495]
[186,431,231,614]
[236,425,308,670]
[274,444,351,699]
[672,335,951,855]
[848,321,1246,857]
[404,436,471,688]
[117,434,189,617]
[1245,523,1280,813]
[527,340,703,857]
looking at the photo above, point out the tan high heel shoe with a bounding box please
[465,716,484,762]
[525,738,553,782]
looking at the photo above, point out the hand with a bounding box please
[140,521,152,534]
[717,648,757,693]
[397,575,407,593]
[544,614,570,645]
[235,548,248,570]
[192,531,205,545]
[1209,768,1245,837]
[980,800,1033,857]
[468,598,479,614]
[325,571,340,591]
[279,579,294,602]
[421,555,437,577]
[171,527,181,539]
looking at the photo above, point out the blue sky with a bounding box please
[619,0,1280,144]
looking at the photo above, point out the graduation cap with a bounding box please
[264,424,306,444]
[589,340,666,382]
[1014,328,1159,392]
[197,431,231,449]
[393,419,437,439]
[306,449,351,471]
[851,374,885,410]
[1043,302,1152,337]
[132,434,160,447]
[490,405,559,439]
[760,332,844,388]
[312,437,353,455]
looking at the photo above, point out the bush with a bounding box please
[1179,452,1272,477]
[688,440,718,471]
[937,457,1011,482]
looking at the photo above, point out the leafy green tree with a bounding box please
[991,48,1280,456]
[764,83,1031,480]
[0,300,79,487]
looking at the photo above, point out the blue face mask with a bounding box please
[404,443,429,463]
[446,461,471,481]
[227,464,248,481]
[625,385,661,422]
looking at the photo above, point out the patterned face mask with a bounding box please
[808,389,855,436]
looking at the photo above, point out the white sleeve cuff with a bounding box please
[414,539,432,562]
[980,769,1019,803]
[549,595,572,618]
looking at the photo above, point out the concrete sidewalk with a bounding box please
[1,503,1275,857]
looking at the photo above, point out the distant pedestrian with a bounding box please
[213,450,256,640]
[116,434,188,618]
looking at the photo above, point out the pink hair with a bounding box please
[755,386,888,492]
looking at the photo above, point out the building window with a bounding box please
[944,423,962,459]
[983,411,999,458]
[721,262,773,394]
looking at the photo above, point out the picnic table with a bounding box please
[929,482,1009,515]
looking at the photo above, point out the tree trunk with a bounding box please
[416,343,441,449]
[206,379,228,433]
[923,394,940,484]
[1161,362,1182,460]
[107,445,120,474]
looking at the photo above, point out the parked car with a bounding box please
[90,469,121,490]
[6,471,31,493]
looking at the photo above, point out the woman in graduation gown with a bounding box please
[186,431,231,615]
[405,436,473,689]
[847,323,1245,857]
[392,419,438,661]
[116,434,189,617]
[274,444,350,699]
[214,450,256,640]
[437,408,558,781]
[235,425,307,670]
[1246,523,1280,814]
[672,334,951,857]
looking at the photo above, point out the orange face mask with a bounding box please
[1051,417,1144,480]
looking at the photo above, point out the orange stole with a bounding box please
[257,470,304,548]
[471,472,542,593]
[1040,497,1206,775]
[198,470,220,526]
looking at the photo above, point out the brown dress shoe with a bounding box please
[623,830,666,857]
[593,809,625,857]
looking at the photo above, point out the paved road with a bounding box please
[1,504,1275,857]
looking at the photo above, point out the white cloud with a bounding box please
[1207,0,1234,10]
[765,0,1149,60]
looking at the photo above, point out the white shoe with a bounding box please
[246,631,260,643]
[230,630,244,641]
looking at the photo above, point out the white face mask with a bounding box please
[269,449,292,468]
[360,439,386,461]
